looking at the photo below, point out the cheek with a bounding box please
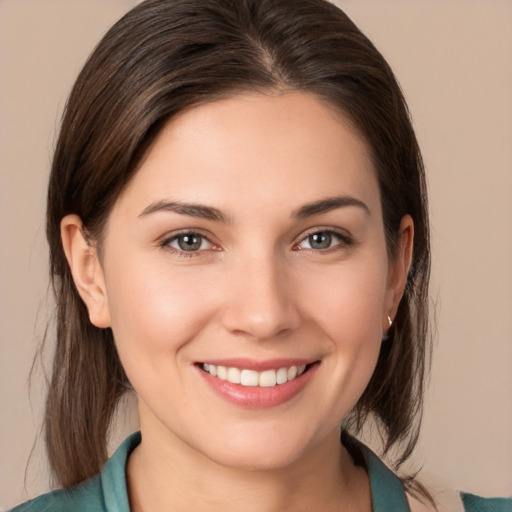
[294,256,388,401]
[104,258,217,362]
[297,258,389,340]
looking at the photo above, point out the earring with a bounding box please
[382,315,393,341]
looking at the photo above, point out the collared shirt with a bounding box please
[9,432,511,512]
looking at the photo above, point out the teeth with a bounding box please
[287,366,298,380]
[259,370,277,387]
[240,369,259,386]
[217,365,227,380]
[202,363,308,387]
[227,367,241,384]
[276,367,288,385]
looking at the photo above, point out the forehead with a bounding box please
[115,91,379,218]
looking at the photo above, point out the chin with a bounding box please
[196,423,332,472]
[208,445,306,472]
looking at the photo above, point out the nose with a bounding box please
[220,254,301,341]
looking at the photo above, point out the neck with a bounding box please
[127,417,371,512]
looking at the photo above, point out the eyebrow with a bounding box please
[139,194,369,223]
[293,195,370,218]
[139,200,230,223]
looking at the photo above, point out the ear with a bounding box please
[383,215,414,330]
[61,214,111,328]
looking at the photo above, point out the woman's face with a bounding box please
[70,91,411,470]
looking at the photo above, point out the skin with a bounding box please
[62,91,413,512]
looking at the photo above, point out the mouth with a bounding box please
[196,359,320,408]
[200,362,310,387]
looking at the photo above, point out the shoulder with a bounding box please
[357,440,511,512]
[407,486,512,512]
[8,476,104,512]
[461,492,512,512]
[8,432,141,512]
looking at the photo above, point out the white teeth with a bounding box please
[287,366,298,380]
[203,363,218,377]
[276,367,288,384]
[240,369,259,386]
[227,367,241,384]
[259,370,277,387]
[202,363,309,387]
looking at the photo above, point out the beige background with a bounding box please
[1,0,511,508]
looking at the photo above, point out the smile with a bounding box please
[198,360,320,408]
[202,363,307,387]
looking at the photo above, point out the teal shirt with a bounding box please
[10,433,511,512]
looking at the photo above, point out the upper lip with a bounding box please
[197,358,318,371]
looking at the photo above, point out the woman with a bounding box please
[9,0,511,511]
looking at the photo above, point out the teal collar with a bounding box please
[362,444,411,511]
[99,432,140,512]
[100,432,410,511]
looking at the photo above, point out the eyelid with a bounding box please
[159,228,221,255]
[293,227,353,251]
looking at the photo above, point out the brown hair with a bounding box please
[45,0,430,491]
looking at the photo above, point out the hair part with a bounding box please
[44,0,430,497]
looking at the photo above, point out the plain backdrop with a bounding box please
[0,0,511,509]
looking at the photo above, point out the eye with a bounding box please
[164,232,214,253]
[296,230,351,251]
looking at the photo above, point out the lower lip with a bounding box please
[197,363,319,409]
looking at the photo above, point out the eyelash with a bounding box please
[160,228,353,258]
[160,231,217,258]
[293,228,353,253]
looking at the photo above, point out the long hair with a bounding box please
[44,0,430,489]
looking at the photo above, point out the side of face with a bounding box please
[61,91,413,471]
